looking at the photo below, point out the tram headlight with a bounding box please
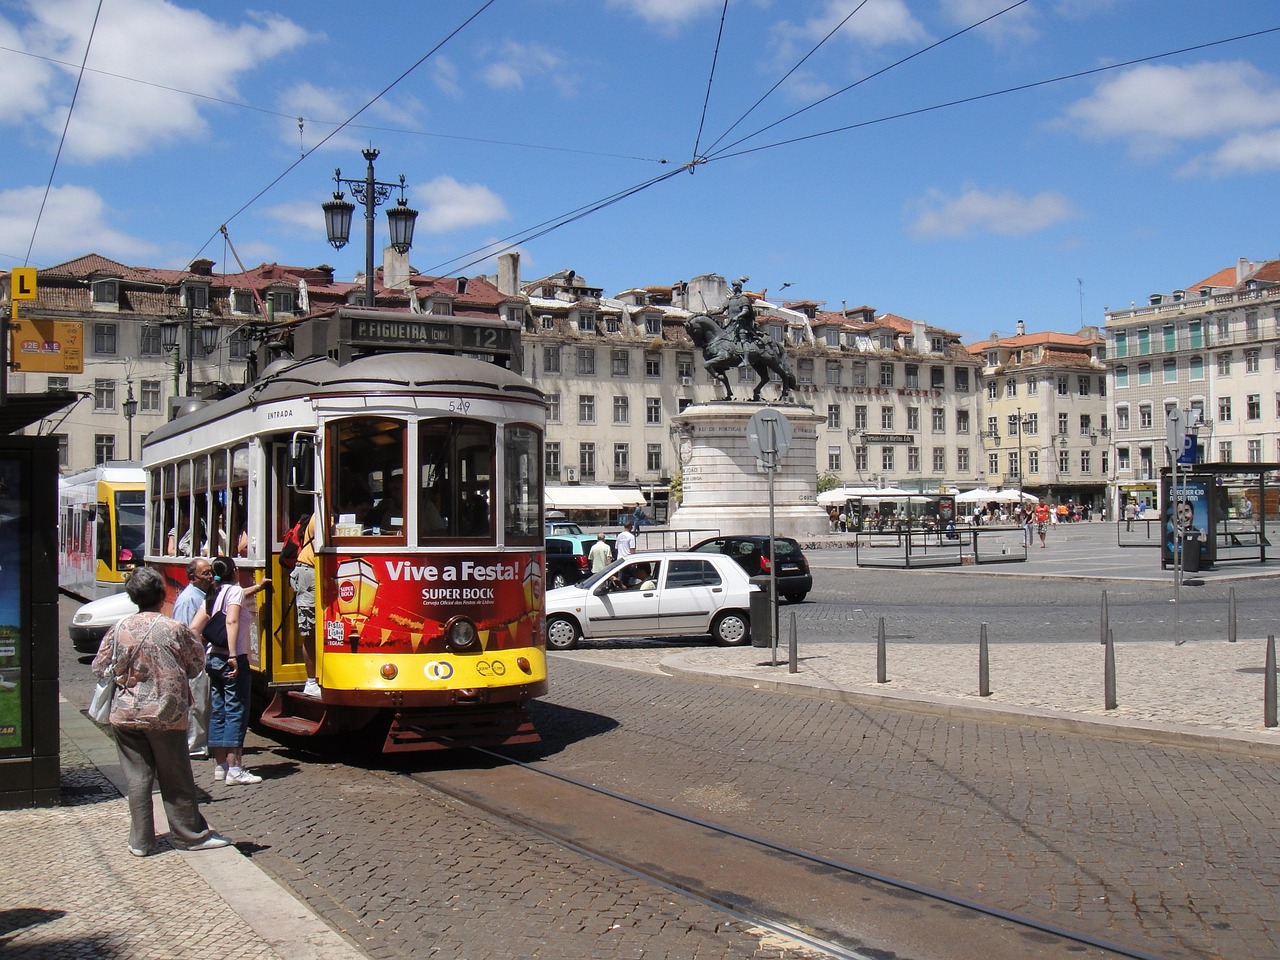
[380,663,399,681]
[445,617,479,650]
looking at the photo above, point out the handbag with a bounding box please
[202,585,230,652]
[88,631,118,724]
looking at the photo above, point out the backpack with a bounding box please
[279,514,311,571]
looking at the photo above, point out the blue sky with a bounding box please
[2,0,1280,342]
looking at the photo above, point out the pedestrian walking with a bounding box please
[588,532,613,573]
[91,566,232,856]
[615,517,636,560]
[1034,501,1051,548]
[1124,500,1136,532]
[172,557,215,759]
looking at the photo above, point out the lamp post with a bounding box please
[159,302,220,398]
[122,380,137,460]
[322,148,418,306]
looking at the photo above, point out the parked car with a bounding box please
[68,591,137,654]
[545,520,584,536]
[544,552,755,650]
[545,534,616,589]
[689,534,812,603]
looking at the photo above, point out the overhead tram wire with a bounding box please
[23,0,104,266]
[689,0,731,165]
[700,0,873,160]
[702,24,1280,167]
[0,46,670,165]
[704,0,1031,165]
[187,0,501,264]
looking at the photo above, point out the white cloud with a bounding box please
[908,185,1077,238]
[1059,61,1280,161]
[941,0,1038,45]
[0,0,311,162]
[480,41,575,96]
[1185,129,1280,176]
[0,184,157,262]
[781,0,928,48]
[607,0,725,29]
[415,177,509,234]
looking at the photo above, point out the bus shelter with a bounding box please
[1159,463,1276,570]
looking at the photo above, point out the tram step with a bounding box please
[383,705,540,753]
[259,690,337,738]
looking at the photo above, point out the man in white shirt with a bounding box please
[615,517,636,560]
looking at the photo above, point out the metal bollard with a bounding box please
[788,612,798,675]
[877,616,887,684]
[1104,627,1117,711]
[1228,587,1238,643]
[979,622,990,697]
[1100,589,1109,646]
[1266,634,1277,729]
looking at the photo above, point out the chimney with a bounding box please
[911,320,927,352]
[383,246,411,291]
[1015,319,1026,336]
[188,258,215,276]
[1237,256,1252,284]
[497,252,520,296]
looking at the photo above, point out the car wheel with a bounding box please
[551,571,568,589]
[545,614,582,651]
[711,610,750,646]
[783,592,807,604]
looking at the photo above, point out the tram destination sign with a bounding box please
[347,316,513,355]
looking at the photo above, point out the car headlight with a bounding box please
[445,616,479,650]
[73,613,92,625]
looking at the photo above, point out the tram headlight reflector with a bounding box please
[380,663,399,681]
[446,617,479,650]
[516,657,532,674]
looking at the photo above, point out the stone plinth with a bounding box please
[667,402,829,539]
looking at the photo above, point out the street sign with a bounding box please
[1165,406,1186,456]
[9,317,84,373]
[1176,432,1197,466]
[10,267,36,300]
[747,409,792,469]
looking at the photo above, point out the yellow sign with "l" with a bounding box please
[11,267,37,300]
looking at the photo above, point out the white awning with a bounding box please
[545,484,630,510]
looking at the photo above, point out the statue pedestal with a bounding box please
[667,402,829,539]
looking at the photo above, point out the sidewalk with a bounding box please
[0,701,365,960]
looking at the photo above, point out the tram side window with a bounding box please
[330,417,406,537]
[504,423,542,545]
[419,419,494,541]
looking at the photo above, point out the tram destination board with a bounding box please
[340,312,517,365]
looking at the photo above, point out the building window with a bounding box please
[1248,439,1262,463]
[907,446,921,471]
[958,447,970,472]
[1027,449,1039,474]
[94,434,115,464]
[930,336,944,353]
[576,310,596,333]
[1026,376,1038,396]
[269,290,294,314]
[1219,441,1233,463]
[907,407,920,431]
[579,442,596,480]
[852,363,868,387]
[796,358,813,385]
[987,380,998,400]
[93,378,116,410]
[677,353,694,379]
[1024,413,1038,435]
[228,328,251,360]
[1247,394,1261,420]
[1117,446,1130,470]
[647,443,662,473]
[1005,378,1017,398]
[1162,358,1177,383]
[231,290,257,314]
[1218,397,1233,422]
[646,397,661,425]
[905,365,919,388]
[1116,365,1129,388]
[932,408,945,432]
[956,409,970,434]
[1114,331,1127,357]
[577,347,595,376]
[91,279,119,305]
[880,406,894,430]
[136,379,160,413]
[137,324,162,357]
[827,404,841,429]
[181,284,209,310]
[1246,311,1260,339]
[546,393,561,422]
[1080,414,1092,436]
[1139,404,1153,429]
[1058,449,1070,473]
[1008,451,1020,478]
[987,415,998,437]
[645,352,661,378]
[545,442,560,480]
[93,323,117,355]
[882,447,895,472]
[826,360,843,386]
[611,349,630,377]
[1057,375,1069,396]
[1163,324,1176,352]
[855,445,868,471]
[1081,451,1091,473]
[541,314,554,331]
[828,446,842,472]
[613,443,629,479]
[543,346,561,374]
[988,452,999,475]
[1117,406,1130,431]
[578,395,595,424]
[1078,376,1090,397]
[879,363,895,387]
[1188,321,1203,348]
[613,396,629,424]
[1007,414,1020,437]
[933,447,945,472]
[1057,412,1069,435]
[1245,349,1260,373]
[854,405,868,431]
[1188,355,1204,380]
[54,434,69,467]
[1137,363,1151,386]
[930,366,945,389]
[954,368,970,392]
[1217,352,1232,376]
[1136,327,1150,355]
[47,375,69,392]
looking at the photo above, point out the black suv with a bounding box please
[689,535,812,603]
[546,534,616,589]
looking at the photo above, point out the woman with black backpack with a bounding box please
[191,555,270,785]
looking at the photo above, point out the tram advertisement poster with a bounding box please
[0,454,25,751]
[320,552,543,654]
[1160,473,1214,568]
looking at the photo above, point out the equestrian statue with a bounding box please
[683,277,798,402]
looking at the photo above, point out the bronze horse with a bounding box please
[683,313,798,402]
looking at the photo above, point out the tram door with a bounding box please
[268,439,313,686]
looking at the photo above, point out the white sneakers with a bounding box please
[183,833,233,851]
[301,679,322,698]
[213,764,226,781]
[225,768,262,785]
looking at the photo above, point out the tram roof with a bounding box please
[142,348,545,449]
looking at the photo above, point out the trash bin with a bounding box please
[1182,531,1201,573]
[749,575,772,647]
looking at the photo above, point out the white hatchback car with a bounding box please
[69,591,138,654]
[544,551,756,651]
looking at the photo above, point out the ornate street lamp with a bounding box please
[322,148,418,307]
[122,380,138,460]
[159,307,220,397]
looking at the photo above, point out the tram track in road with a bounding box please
[408,747,1168,960]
